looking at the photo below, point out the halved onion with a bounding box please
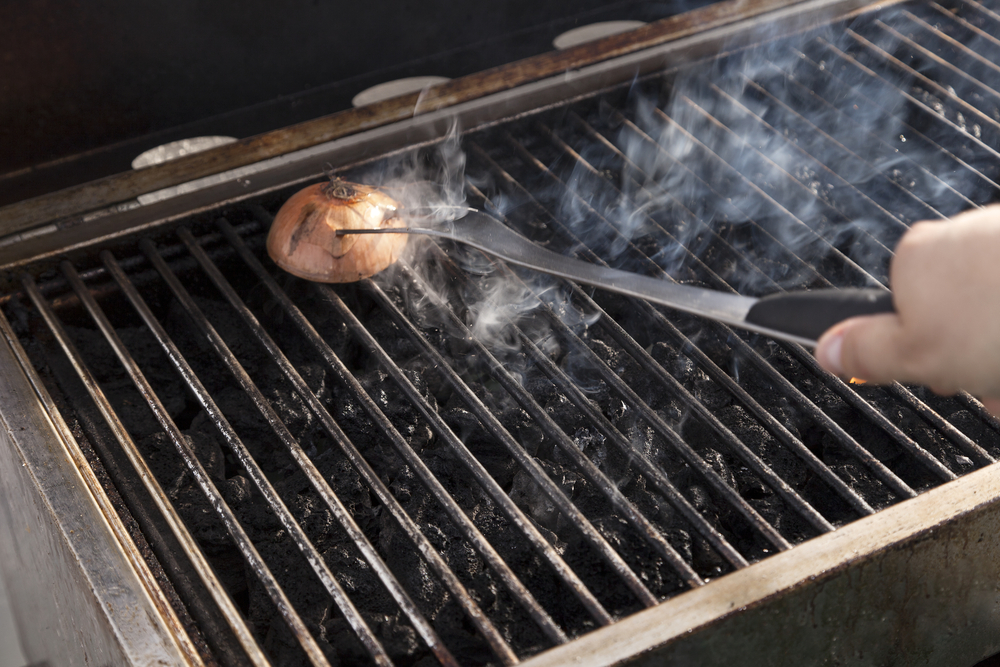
[266,179,408,282]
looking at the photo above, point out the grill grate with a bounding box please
[6,0,1000,664]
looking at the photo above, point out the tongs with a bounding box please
[338,209,894,347]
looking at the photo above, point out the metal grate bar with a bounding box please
[500,128,928,509]
[958,0,1000,24]
[18,272,221,667]
[459,184,753,565]
[381,251,702,593]
[372,255,673,603]
[895,10,1000,96]
[646,106,888,288]
[216,216,656,618]
[542,118,879,516]
[822,36,1000,173]
[365,269,662,607]
[957,392,1000,434]
[738,69,956,222]
[845,29,1000,151]
[204,224,522,666]
[178,226,573,655]
[85,251,334,666]
[676,94,899,260]
[808,37,1000,191]
[784,347,958,482]
[633,99,966,483]
[396,220,724,580]
[538,119,779,293]
[886,383,994,466]
[767,48,986,212]
[927,0,1000,52]
[359,274,618,626]
[604,109,835,286]
[496,135,837,535]
[555,110,943,490]
[308,287,575,642]
[584,102,950,492]
[696,85,911,234]
[873,17,1000,115]
[140,235,457,667]
[470,142,804,546]
[482,133,922,502]
[410,233,752,568]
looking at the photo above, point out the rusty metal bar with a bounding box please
[0,0,868,236]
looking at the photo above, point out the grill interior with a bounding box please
[4,0,1000,664]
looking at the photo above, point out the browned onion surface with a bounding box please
[266,180,408,282]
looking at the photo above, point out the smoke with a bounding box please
[349,122,597,383]
[547,4,1000,297]
[336,4,1000,379]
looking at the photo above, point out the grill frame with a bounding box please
[3,0,1000,665]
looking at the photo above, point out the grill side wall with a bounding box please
[0,328,190,665]
[521,463,1000,666]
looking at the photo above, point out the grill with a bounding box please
[2,0,1000,664]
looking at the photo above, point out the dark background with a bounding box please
[0,0,712,205]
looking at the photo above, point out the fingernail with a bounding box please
[819,330,845,376]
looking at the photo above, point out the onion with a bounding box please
[266,179,408,282]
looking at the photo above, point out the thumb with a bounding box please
[815,313,906,383]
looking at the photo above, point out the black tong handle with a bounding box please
[745,288,895,342]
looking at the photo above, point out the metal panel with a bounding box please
[0,316,195,666]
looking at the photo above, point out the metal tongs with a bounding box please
[337,209,894,347]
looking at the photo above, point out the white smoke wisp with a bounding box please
[547,5,1000,298]
[355,121,600,384]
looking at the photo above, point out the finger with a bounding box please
[980,397,1000,419]
[815,313,906,384]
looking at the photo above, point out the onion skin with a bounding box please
[266,180,408,282]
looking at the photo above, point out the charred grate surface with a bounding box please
[5,0,1000,664]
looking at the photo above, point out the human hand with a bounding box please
[814,204,1000,415]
